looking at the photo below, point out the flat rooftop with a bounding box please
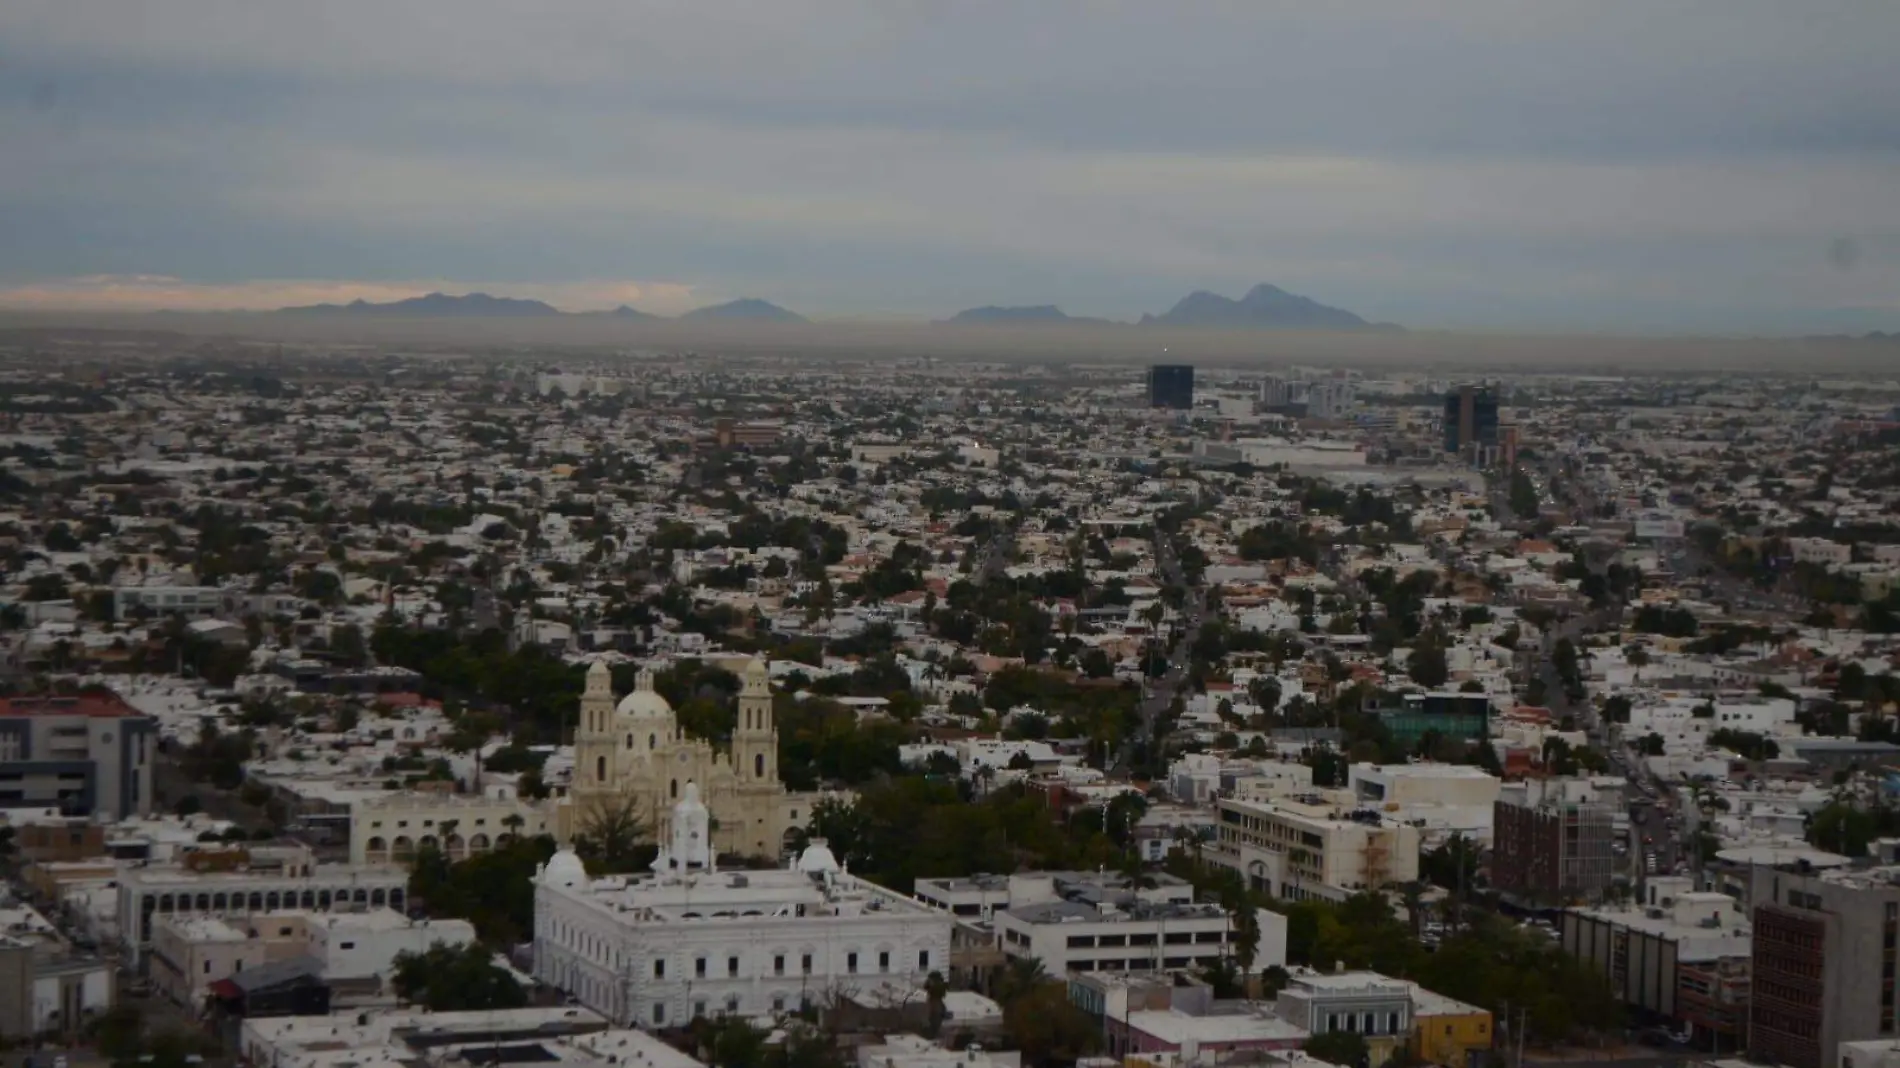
[560,867,944,923]
[1127,1008,1307,1046]
[0,693,146,719]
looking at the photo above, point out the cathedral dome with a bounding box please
[543,847,589,889]
[615,667,673,719]
[796,839,842,875]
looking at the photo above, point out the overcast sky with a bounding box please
[2,1,1896,332]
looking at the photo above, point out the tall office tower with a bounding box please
[1147,364,1195,410]
[1443,384,1501,460]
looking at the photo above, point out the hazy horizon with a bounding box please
[8,309,1900,377]
[3,2,1897,335]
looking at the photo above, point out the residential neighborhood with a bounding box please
[4,336,1900,1068]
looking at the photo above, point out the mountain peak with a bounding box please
[679,298,807,323]
[1144,284,1396,331]
[940,305,1109,326]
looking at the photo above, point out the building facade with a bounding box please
[534,788,953,1028]
[1276,970,1416,1066]
[1491,778,1615,904]
[116,863,409,967]
[1747,864,1900,1068]
[558,659,820,860]
[1561,889,1751,1047]
[0,693,155,819]
[993,899,1232,976]
[351,792,554,865]
[1210,793,1421,902]
[1147,365,1195,411]
[1442,385,1501,464]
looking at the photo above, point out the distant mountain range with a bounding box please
[1138,284,1399,331]
[941,284,1398,331]
[278,292,563,317]
[274,291,805,323]
[273,285,1391,330]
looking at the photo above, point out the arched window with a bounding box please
[671,779,679,799]
[596,755,607,781]
[627,734,634,749]
[755,754,765,778]
[649,733,657,750]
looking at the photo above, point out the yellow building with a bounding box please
[1410,984,1493,1068]
[558,659,823,859]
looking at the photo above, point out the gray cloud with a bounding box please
[2,0,1897,330]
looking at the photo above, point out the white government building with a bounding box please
[533,784,953,1028]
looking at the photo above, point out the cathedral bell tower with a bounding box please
[574,660,617,797]
[733,659,777,783]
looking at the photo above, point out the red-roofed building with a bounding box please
[0,690,155,818]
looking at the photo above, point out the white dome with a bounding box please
[796,840,841,875]
[543,848,589,889]
[615,668,673,719]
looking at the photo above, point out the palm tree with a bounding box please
[924,971,949,1038]
[1398,880,1427,940]
[993,956,1047,1006]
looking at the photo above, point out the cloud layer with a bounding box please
[2,1,1897,331]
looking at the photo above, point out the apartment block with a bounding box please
[1210,791,1421,902]
[1492,778,1615,904]
[1747,864,1900,1068]
[0,692,156,819]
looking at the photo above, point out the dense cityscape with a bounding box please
[2,328,1899,1068]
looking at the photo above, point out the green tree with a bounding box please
[1305,1030,1370,1068]
[391,941,528,1011]
[574,794,654,874]
[1002,982,1101,1065]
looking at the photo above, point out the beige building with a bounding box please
[1209,791,1421,902]
[149,913,309,1007]
[352,792,554,865]
[557,659,823,859]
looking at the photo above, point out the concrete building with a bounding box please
[1492,778,1615,904]
[0,939,113,1039]
[238,1007,627,1068]
[305,910,477,983]
[1210,792,1422,902]
[1276,969,1416,1067]
[1747,863,1900,1068]
[151,915,282,1008]
[1306,380,1357,422]
[1348,763,1501,846]
[533,787,952,1027]
[855,1035,1020,1068]
[1562,881,1752,1047]
[993,898,1232,977]
[0,692,156,819]
[150,907,477,1007]
[116,859,409,967]
[351,791,553,865]
[914,871,1195,923]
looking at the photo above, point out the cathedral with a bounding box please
[556,658,822,859]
